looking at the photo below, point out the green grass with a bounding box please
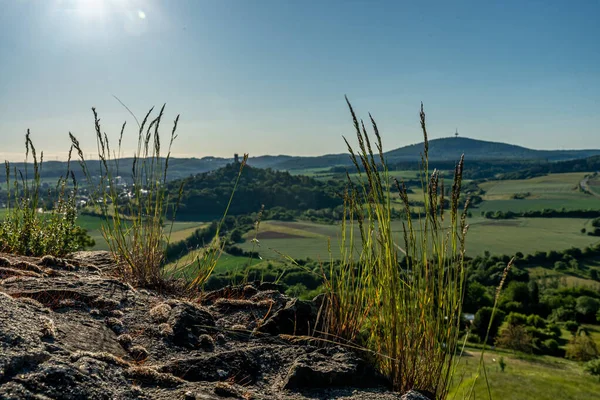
[450,349,600,399]
[239,217,600,260]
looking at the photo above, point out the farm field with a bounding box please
[476,172,600,212]
[449,349,600,399]
[290,168,426,182]
[77,214,207,251]
[528,266,600,291]
[238,217,600,260]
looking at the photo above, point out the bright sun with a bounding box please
[58,0,147,20]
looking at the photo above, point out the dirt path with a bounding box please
[580,175,600,199]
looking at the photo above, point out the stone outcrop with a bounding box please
[0,251,429,400]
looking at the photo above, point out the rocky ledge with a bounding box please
[0,251,429,400]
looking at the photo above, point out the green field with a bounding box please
[476,172,600,213]
[450,349,600,399]
[75,214,207,251]
[238,217,600,260]
[289,168,425,182]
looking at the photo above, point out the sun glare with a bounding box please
[57,0,147,20]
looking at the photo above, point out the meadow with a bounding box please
[477,172,599,212]
[449,349,600,399]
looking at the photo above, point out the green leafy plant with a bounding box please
[319,99,469,397]
[0,132,93,256]
[498,356,506,372]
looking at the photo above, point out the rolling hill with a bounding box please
[2,137,599,182]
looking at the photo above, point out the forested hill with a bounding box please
[170,162,345,219]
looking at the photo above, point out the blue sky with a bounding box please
[0,0,598,161]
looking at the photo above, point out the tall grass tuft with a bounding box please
[320,99,469,398]
[0,131,92,256]
[70,105,181,288]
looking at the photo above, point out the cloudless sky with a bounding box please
[0,0,598,161]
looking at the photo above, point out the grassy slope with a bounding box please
[450,349,600,399]
[477,172,600,212]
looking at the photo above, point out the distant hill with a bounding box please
[251,137,600,170]
[2,137,599,182]
[384,137,600,162]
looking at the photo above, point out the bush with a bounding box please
[566,331,599,361]
[526,314,546,329]
[495,323,533,353]
[0,132,94,256]
[542,339,560,355]
[465,333,481,344]
[584,358,600,380]
[564,320,580,334]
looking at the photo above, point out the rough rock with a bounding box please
[0,250,428,400]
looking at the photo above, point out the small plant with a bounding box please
[0,131,93,256]
[498,356,506,372]
[319,99,469,397]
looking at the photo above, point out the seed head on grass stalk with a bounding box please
[70,104,184,288]
[319,98,469,398]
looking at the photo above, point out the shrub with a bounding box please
[319,101,468,397]
[505,312,527,326]
[584,358,600,380]
[566,331,599,361]
[564,320,580,334]
[498,356,506,372]
[495,323,533,353]
[526,314,546,329]
[0,132,93,256]
[542,338,560,355]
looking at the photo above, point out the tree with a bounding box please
[591,270,599,281]
[528,281,540,304]
[229,228,243,243]
[463,281,493,313]
[505,281,531,305]
[473,307,506,343]
[576,296,600,323]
